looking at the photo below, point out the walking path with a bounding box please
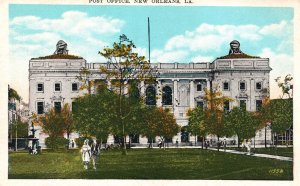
[208,147,293,162]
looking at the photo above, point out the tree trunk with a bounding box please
[217,136,220,151]
[202,136,204,149]
[237,135,240,148]
[265,126,267,148]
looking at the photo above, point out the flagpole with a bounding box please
[148,17,151,63]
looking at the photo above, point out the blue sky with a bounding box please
[9,4,294,101]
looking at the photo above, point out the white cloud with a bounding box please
[259,20,291,37]
[152,49,188,63]
[10,11,125,36]
[259,48,293,99]
[14,32,61,44]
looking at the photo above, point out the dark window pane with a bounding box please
[256,100,262,111]
[240,100,246,110]
[162,86,172,105]
[146,86,156,105]
[197,101,204,108]
[256,82,262,90]
[224,101,230,112]
[37,102,44,114]
[223,82,229,90]
[72,83,78,91]
[37,83,44,92]
[55,83,61,91]
[54,102,61,113]
[240,82,246,90]
[197,84,202,91]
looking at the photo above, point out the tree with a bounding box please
[187,107,206,148]
[139,107,179,149]
[203,87,233,150]
[61,103,75,143]
[32,108,66,150]
[98,34,158,154]
[73,88,117,144]
[225,107,259,148]
[11,118,28,138]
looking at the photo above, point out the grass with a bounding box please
[8,148,293,180]
[226,147,293,157]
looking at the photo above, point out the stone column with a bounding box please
[173,79,178,107]
[156,80,162,107]
[140,80,145,97]
[124,81,128,95]
[107,80,112,90]
[190,80,195,108]
[206,78,211,92]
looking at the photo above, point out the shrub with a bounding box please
[45,136,68,150]
[75,137,93,148]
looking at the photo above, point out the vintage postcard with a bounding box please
[1,0,299,186]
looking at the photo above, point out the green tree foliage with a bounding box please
[187,107,206,147]
[73,88,117,143]
[8,86,21,101]
[61,103,74,141]
[98,34,158,154]
[45,136,68,150]
[225,107,259,148]
[11,118,29,138]
[262,99,293,133]
[140,107,179,147]
[34,108,65,139]
[203,87,233,142]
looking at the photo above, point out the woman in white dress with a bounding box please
[81,139,91,170]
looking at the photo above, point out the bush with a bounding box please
[75,137,93,148]
[45,136,68,150]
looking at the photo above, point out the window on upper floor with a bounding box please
[37,102,44,114]
[197,84,202,91]
[72,83,78,92]
[256,82,262,90]
[37,83,44,92]
[239,81,246,91]
[146,86,156,106]
[223,82,229,91]
[55,83,61,92]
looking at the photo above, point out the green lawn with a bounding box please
[226,147,293,157]
[8,148,293,180]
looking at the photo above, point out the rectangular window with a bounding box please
[223,82,229,91]
[197,101,204,108]
[223,101,230,112]
[256,82,262,90]
[72,83,78,91]
[54,102,61,113]
[240,100,246,110]
[240,82,246,91]
[197,84,202,91]
[179,113,184,117]
[55,83,61,91]
[37,83,44,92]
[37,102,44,114]
[256,100,262,111]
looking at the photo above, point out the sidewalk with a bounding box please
[208,147,293,162]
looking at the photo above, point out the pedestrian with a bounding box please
[223,139,227,152]
[81,139,91,170]
[91,139,100,170]
[247,139,252,155]
[71,140,75,148]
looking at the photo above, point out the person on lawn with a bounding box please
[91,139,100,170]
[81,139,91,170]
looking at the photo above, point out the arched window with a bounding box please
[162,86,172,105]
[146,86,156,105]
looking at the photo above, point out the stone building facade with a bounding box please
[29,40,272,148]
